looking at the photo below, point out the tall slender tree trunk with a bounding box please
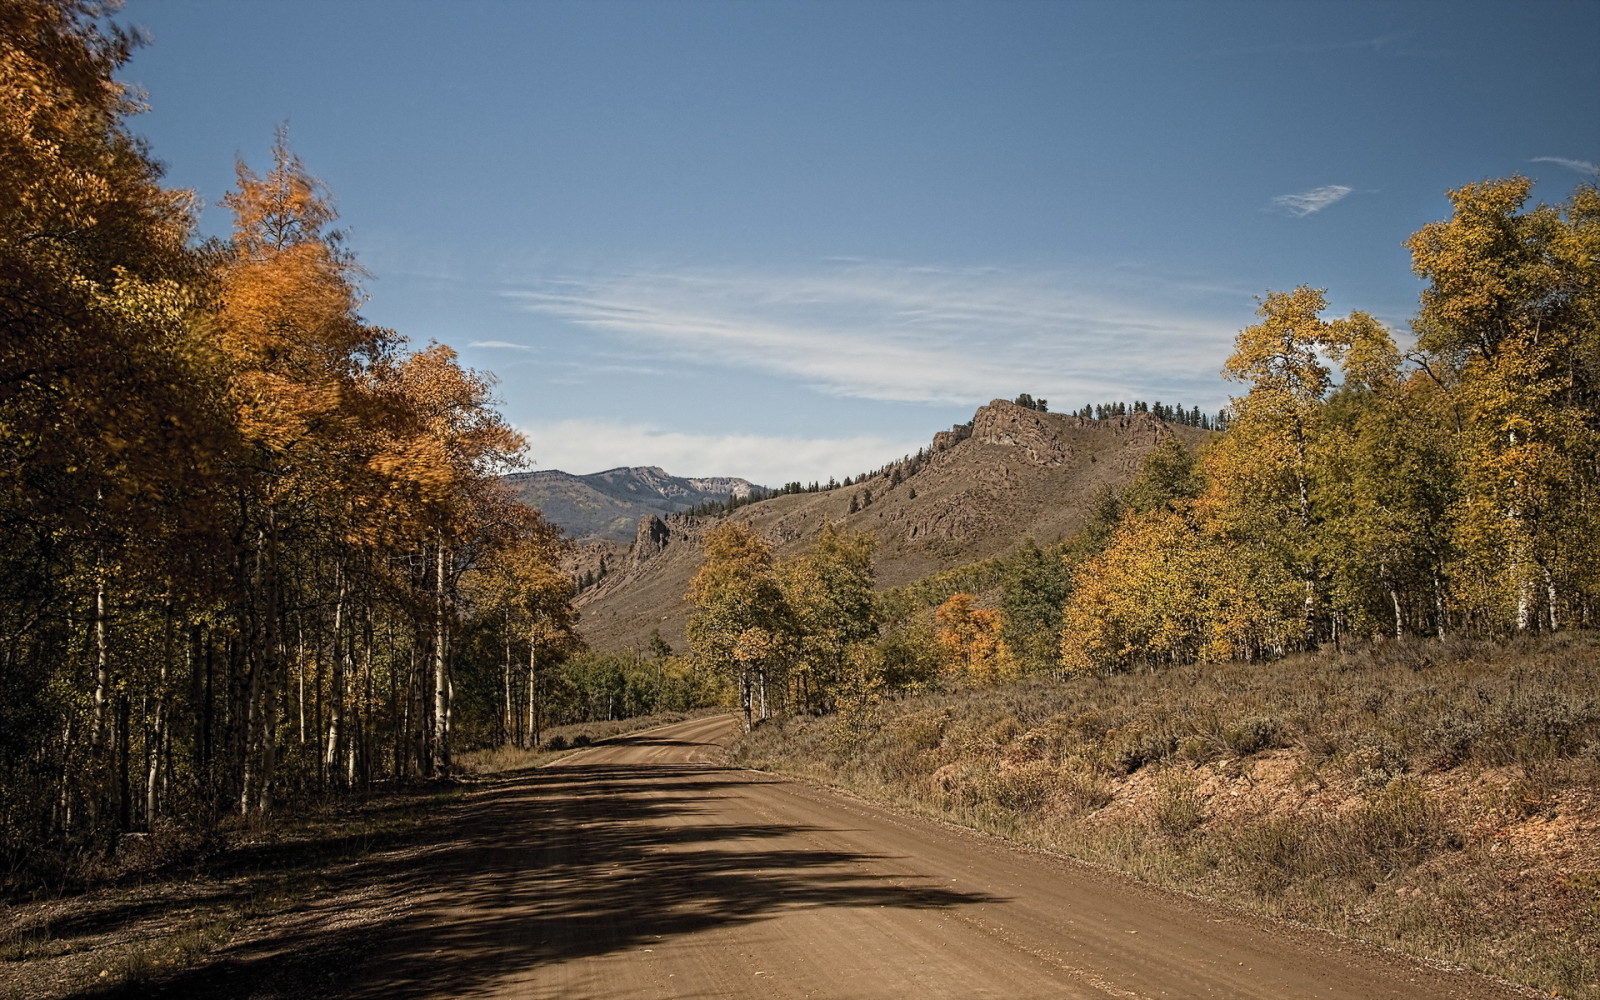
[739,666,753,733]
[91,569,109,753]
[145,598,173,829]
[502,627,512,747]
[432,541,450,775]
[325,564,346,782]
[526,632,539,749]
[296,624,305,745]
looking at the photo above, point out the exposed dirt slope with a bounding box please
[575,400,1209,653]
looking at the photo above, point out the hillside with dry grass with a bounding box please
[571,399,1209,653]
[733,633,1600,998]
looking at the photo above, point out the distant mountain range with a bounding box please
[505,466,763,543]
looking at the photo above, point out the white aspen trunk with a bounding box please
[526,631,538,749]
[92,573,108,748]
[1509,428,1531,632]
[1545,565,1560,631]
[433,541,449,773]
[296,626,305,745]
[145,619,170,828]
[324,565,346,776]
[1516,569,1533,631]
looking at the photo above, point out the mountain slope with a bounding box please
[506,466,761,543]
[572,399,1211,654]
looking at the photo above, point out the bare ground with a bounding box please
[3,715,1534,999]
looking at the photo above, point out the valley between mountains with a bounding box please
[517,398,1204,655]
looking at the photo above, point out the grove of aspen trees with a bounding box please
[1,0,576,877]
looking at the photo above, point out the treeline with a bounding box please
[0,2,577,877]
[1023,391,1227,430]
[1068,400,1226,430]
[686,175,1599,712]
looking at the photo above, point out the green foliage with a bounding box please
[999,539,1075,673]
[780,523,879,711]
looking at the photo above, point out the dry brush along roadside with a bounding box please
[732,633,1600,999]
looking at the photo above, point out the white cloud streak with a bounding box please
[502,261,1237,408]
[1531,156,1600,176]
[1271,185,1354,217]
[519,419,926,487]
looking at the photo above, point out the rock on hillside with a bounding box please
[505,466,764,543]
[573,399,1209,655]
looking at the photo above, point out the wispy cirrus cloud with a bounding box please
[1532,156,1599,176]
[501,260,1238,409]
[518,418,925,486]
[1270,185,1354,217]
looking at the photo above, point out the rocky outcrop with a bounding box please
[971,399,1074,466]
[632,514,671,565]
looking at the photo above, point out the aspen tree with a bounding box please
[1407,177,1600,632]
[687,523,788,731]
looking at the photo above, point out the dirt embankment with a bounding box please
[733,634,1600,998]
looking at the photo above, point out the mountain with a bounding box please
[505,466,763,543]
[568,399,1212,655]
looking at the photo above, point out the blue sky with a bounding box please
[121,0,1599,485]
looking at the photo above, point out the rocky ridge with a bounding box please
[568,399,1209,654]
[506,465,764,544]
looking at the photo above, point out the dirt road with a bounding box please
[136,714,1525,999]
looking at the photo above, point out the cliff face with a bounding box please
[569,399,1211,655]
[632,514,671,565]
[971,399,1075,465]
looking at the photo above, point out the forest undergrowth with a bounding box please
[733,633,1600,998]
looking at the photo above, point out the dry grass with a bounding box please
[733,633,1600,998]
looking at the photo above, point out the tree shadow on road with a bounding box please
[84,753,998,999]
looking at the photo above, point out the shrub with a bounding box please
[1337,734,1407,789]
[1109,726,1177,774]
[1221,715,1284,756]
[1178,735,1219,764]
[1053,761,1114,814]
[1226,815,1310,895]
[1152,777,1206,836]
[1326,778,1460,879]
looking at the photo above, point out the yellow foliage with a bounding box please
[935,593,1016,685]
